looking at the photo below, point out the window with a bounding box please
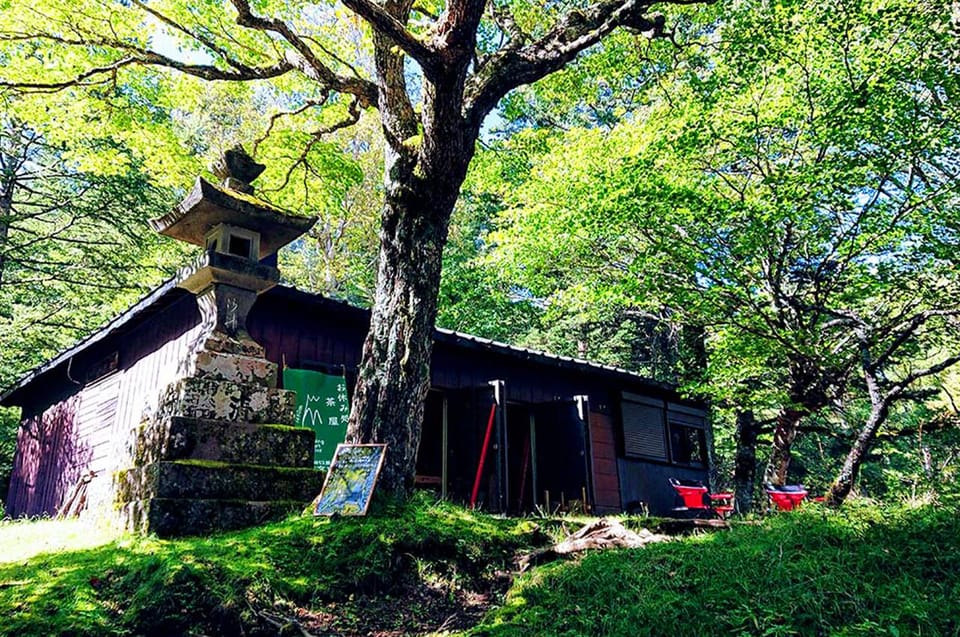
[228,234,253,259]
[621,393,667,461]
[667,403,707,467]
[669,424,707,466]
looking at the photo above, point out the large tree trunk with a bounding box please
[344,20,480,495]
[824,402,889,505]
[345,177,460,495]
[763,408,804,486]
[733,410,759,514]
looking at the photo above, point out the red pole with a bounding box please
[517,433,531,511]
[470,403,498,509]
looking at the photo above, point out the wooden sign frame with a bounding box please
[312,443,387,516]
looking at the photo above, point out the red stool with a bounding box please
[765,484,808,511]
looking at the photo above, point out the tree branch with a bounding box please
[251,95,330,156]
[0,46,293,93]
[261,97,364,195]
[887,354,960,402]
[228,0,379,107]
[464,0,681,128]
[340,0,440,74]
[873,309,960,372]
[130,0,257,74]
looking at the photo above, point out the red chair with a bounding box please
[669,478,734,518]
[765,484,808,511]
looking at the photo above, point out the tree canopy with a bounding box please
[473,0,960,501]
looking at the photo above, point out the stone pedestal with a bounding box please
[116,333,324,537]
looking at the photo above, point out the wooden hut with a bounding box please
[2,279,711,522]
[1,163,712,533]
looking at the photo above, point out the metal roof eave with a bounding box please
[0,277,180,405]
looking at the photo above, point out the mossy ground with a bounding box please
[0,493,542,636]
[3,497,960,636]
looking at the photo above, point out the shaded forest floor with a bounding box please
[2,494,960,636]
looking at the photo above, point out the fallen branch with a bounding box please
[519,518,669,570]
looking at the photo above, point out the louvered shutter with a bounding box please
[621,394,667,460]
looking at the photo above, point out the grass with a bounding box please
[3,498,960,636]
[468,502,960,637]
[0,517,121,564]
[0,493,540,636]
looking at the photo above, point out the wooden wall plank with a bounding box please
[590,412,621,512]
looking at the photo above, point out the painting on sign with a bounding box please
[283,368,350,470]
[313,444,387,516]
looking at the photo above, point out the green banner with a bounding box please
[284,368,350,471]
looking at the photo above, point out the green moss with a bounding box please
[259,423,311,432]
[0,493,537,636]
[169,459,317,474]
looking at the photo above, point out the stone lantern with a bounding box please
[117,147,324,537]
[149,146,316,349]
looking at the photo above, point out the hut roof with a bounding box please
[1,280,674,406]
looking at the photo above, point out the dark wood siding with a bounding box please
[590,411,621,513]
[7,399,82,517]
[74,373,121,509]
[6,293,203,517]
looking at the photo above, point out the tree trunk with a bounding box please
[733,410,759,514]
[763,408,804,486]
[0,152,14,289]
[345,179,459,495]
[344,54,479,495]
[341,0,491,495]
[825,401,890,505]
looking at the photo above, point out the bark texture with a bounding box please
[824,403,888,505]
[763,357,846,486]
[344,0,480,495]
[763,409,804,486]
[733,410,759,514]
[346,178,464,494]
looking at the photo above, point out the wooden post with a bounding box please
[441,395,448,500]
[530,412,538,507]
[489,380,506,513]
[575,395,594,512]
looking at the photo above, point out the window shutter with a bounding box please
[621,397,667,460]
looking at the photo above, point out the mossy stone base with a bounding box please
[120,497,308,537]
[116,326,315,537]
[135,416,313,467]
[119,460,323,503]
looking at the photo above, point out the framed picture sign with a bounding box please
[312,444,387,516]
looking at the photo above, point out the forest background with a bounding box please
[1,0,959,512]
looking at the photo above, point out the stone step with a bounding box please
[120,498,309,537]
[156,376,296,425]
[142,417,314,467]
[118,460,324,503]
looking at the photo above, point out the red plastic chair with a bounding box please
[669,478,734,518]
[765,484,808,511]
